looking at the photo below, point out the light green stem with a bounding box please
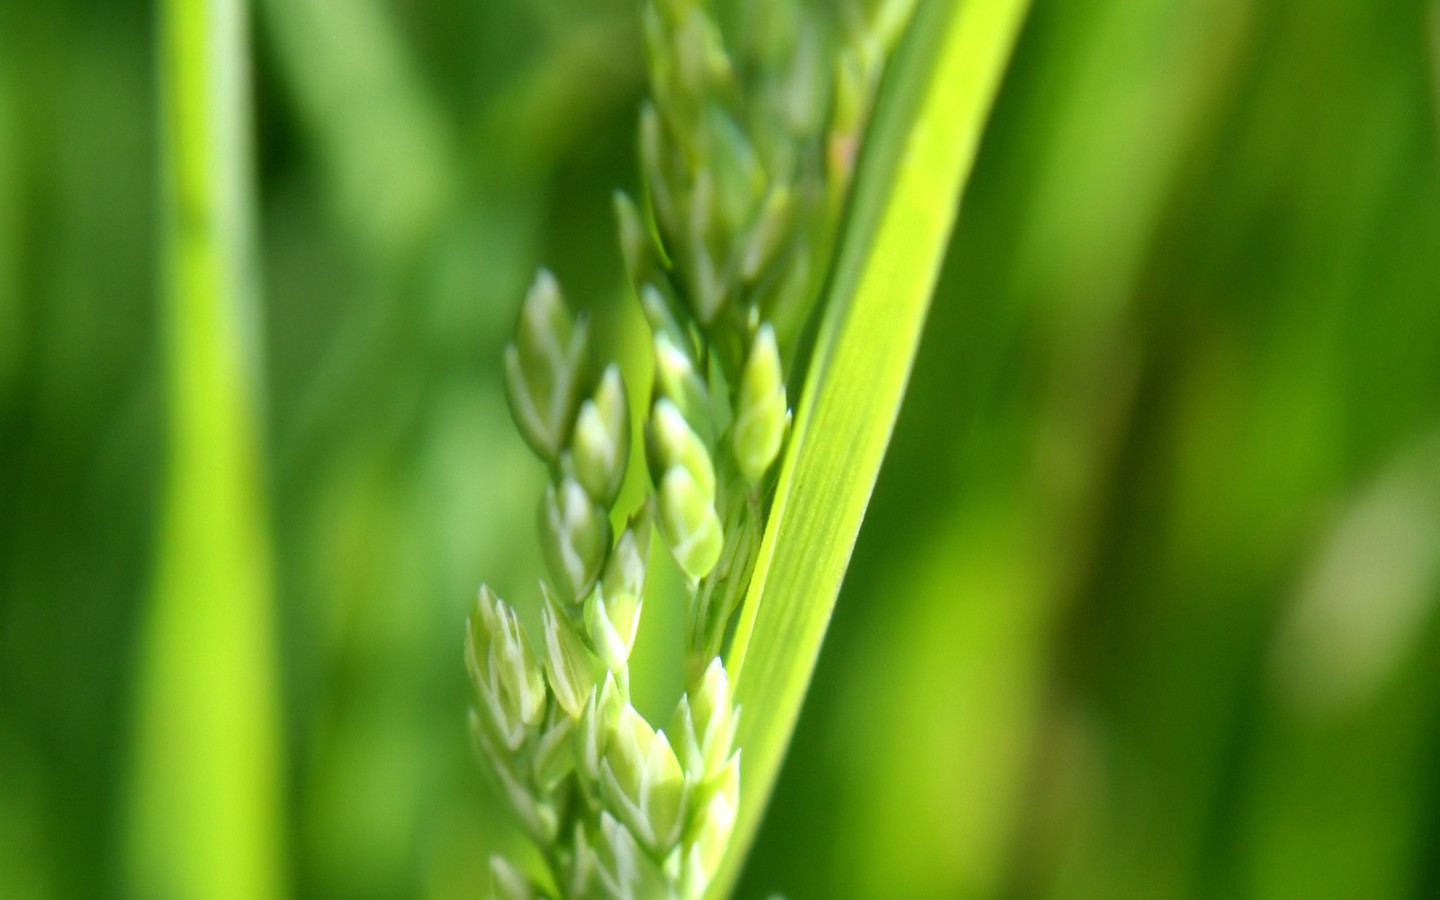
[126,0,286,897]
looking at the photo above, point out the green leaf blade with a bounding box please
[717,0,1032,891]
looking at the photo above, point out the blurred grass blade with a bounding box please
[127,0,287,897]
[717,0,1030,889]
[256,0,456,261]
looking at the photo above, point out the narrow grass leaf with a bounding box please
[126,0,287,897]
[716,0,1031,890]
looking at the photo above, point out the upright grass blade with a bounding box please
[127,0,286,897]
[716,0,1030,889]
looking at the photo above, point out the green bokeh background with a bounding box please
[2,0,1438,897]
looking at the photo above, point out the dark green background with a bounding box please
[2,0,1438,896]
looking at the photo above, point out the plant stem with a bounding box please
[127,0,286,897]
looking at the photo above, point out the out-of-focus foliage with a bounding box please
[0,0,1436,898]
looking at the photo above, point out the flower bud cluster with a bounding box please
[628,0,910,369]
[466,585,569,845]
[470,584,741,898]
[474,1,917,895]
[505,271,630,602]
[480,269,745,898]
[567,660,740,896]
[619,0,876,671]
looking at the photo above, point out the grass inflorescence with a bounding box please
[466,1,916,896]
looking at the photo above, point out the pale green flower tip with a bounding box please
[572,365,630,505]
[541,591,598,719]
[686,783,737,882]
[617,702,657,754]
[639,284,679,342]
[597,766,631,841]
[595,812,628,863]
[734,323,788,482]
[691,656,729,726]
[678,744,739,890]
[598,667,625,712]
[471,584,500,649]
[477,582,501,616]
[533,799,560,847]
[502,343,558,463]
[614,187,642,233]
[605,702,656,796]
[652,333,692,389]
[515,271,588,385]
[532,715,577,793]
[657,466,724,580]
[598,809,629,852]
[651,393,689,440]
[505,271,593,464]
[646,729,685,787]
[652,332,709,428]
[541,477,611,602]
[468,585,546,745]
[496,602,547,730]
[667,694,698,770]
[650,397,716,498]
[602,513,651,600]
[489,854,535,900]
[595,362,630,424]
[698,655,730,706]
[603,721,687,855]
[679,843,710,898]
[595,812,663,895]
[614,190,651,278]
[644,731,688,849]
[569,402,608,498]
[521,268,569,343]
[689,657,735,774]
[490,747,542,833]
[739,322,785,401]
[747,321,783,391]
[568,824,596,894]
[585,586,642,672]
[576,717,601,786]
[582,676,625,772]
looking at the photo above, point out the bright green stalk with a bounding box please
[717,0,1031,891]
[127,0,286,897]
